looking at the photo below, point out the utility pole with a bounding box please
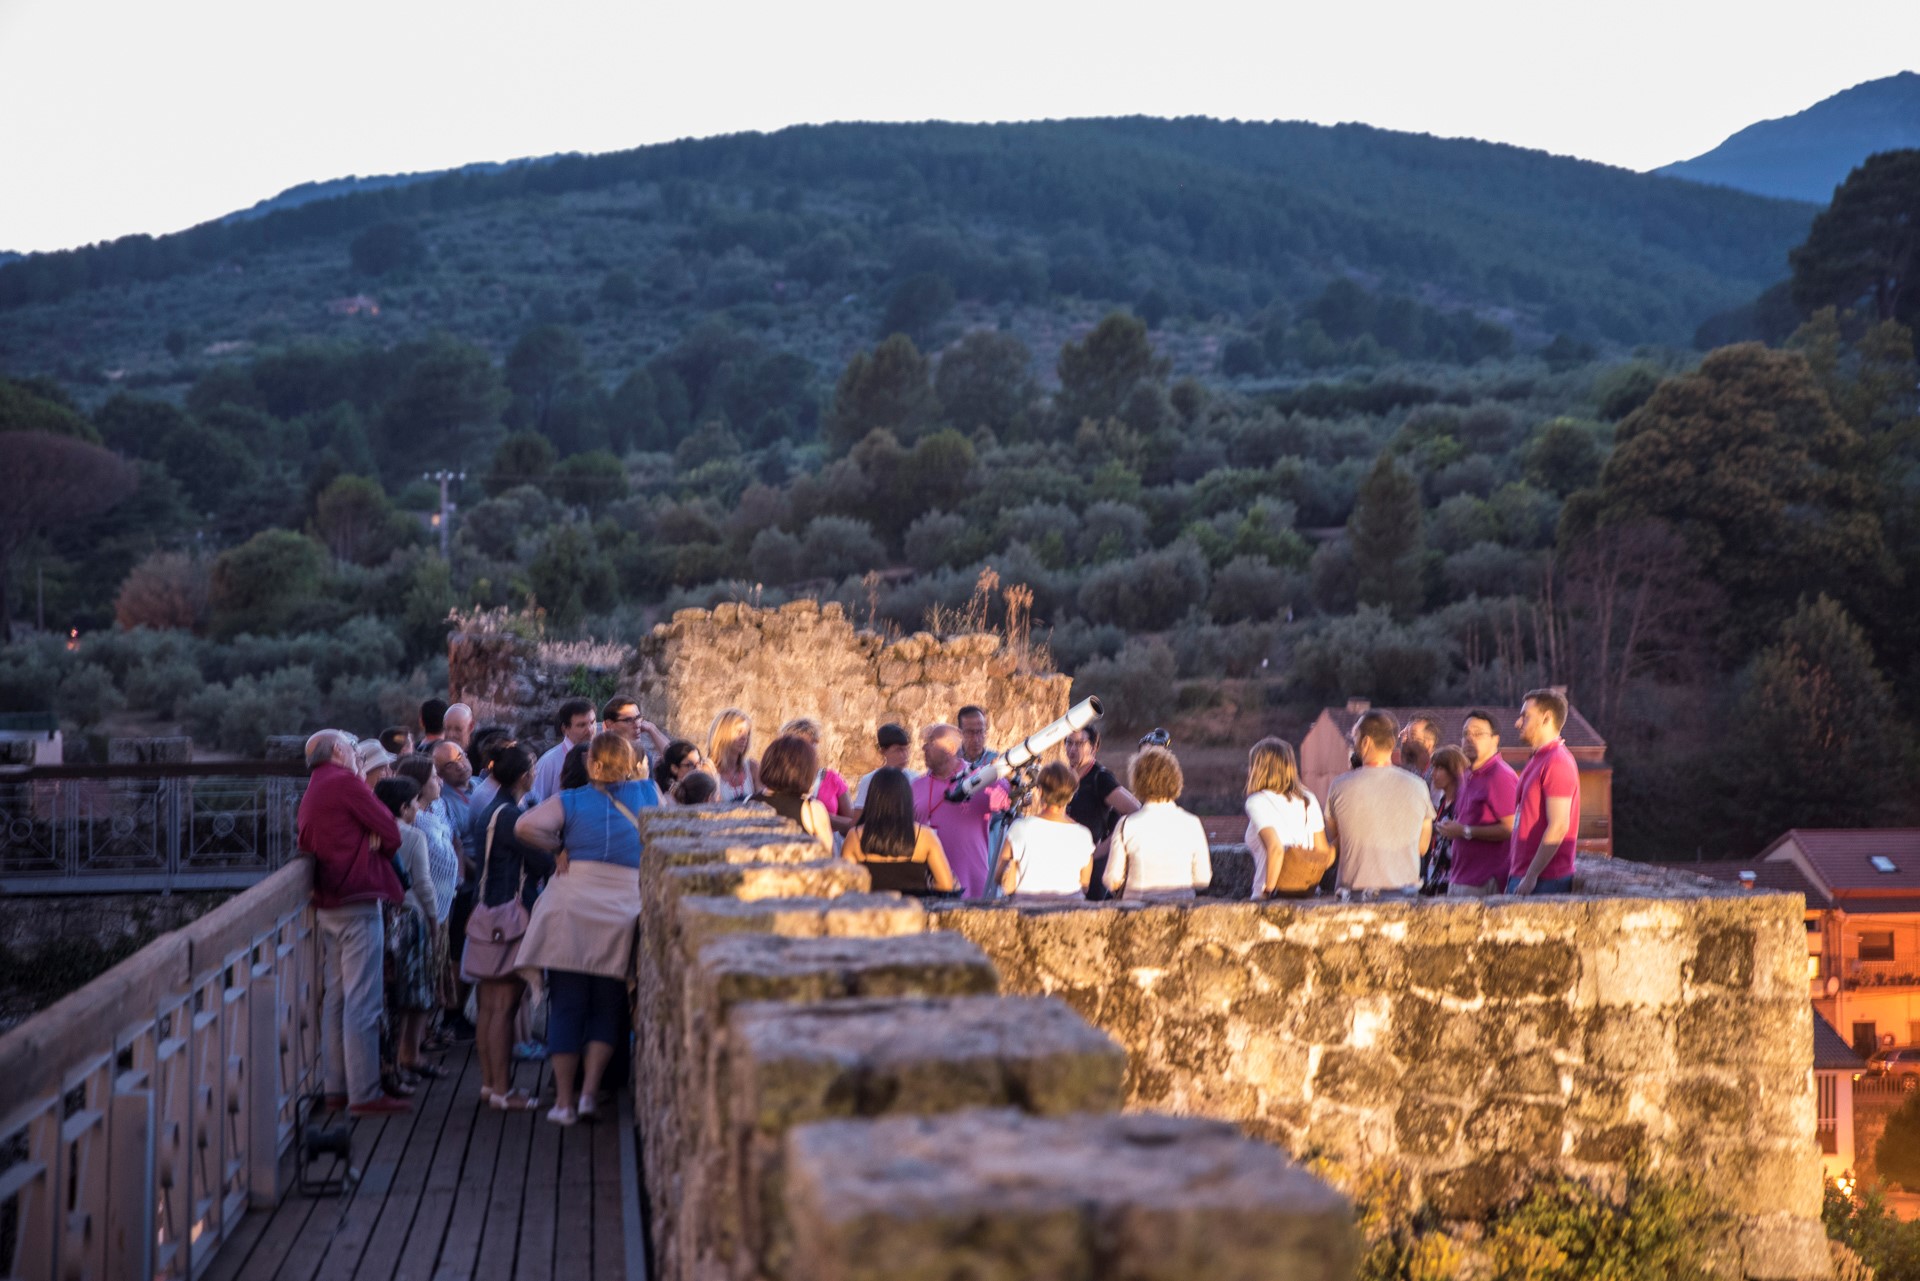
[423,470,466,559]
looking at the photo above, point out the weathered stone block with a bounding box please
[1313,1046,1405,1106]
[663,859,871,902]
[1427,1152,1532,1220]
[1689,926,1757,990]
[1394,1096,1463,1158]
[676,893,928,951]
[729,995,1126,1133]
[784,1111,1361,1281]
[693,933,999,1011]
[1479,939,1580,1000]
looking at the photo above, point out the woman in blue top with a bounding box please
[516,732,659,1125]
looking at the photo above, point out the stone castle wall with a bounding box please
[932,856,1832,1280]
[631,804,1359,1281]
[450,601,1069,775]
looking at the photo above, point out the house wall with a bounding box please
[933,855,1832,1281]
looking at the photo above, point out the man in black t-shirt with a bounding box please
[1063,723,1141,900]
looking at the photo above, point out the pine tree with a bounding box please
[1348,452,1427,619]
[1724,595,1906,847]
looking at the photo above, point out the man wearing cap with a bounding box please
[298,730,408,1116]
[850,722,918,822]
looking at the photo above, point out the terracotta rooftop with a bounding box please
[1762,829,1920,894]
[1319,704,1607,753]
[1654,859,1830,907]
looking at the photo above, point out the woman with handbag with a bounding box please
[462,743,552,1111]
[1243,737,1334,899]
[515,733,659,1125]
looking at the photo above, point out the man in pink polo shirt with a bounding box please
[912,722,1009,898]
[1433,709,1518,895]
[1507,688,1580,895]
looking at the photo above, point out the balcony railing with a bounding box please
[1845,959,1920,990]
[0,762,308,894]
[0,861,319,1281]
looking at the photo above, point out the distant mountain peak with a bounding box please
[1655,71,1920,203]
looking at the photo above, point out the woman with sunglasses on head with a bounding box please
[651,739,706,801]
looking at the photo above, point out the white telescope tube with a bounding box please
[944,697,1103,802]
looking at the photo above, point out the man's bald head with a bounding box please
[442,703,474,747]
[432,738,473,788]
[305,729,354,771]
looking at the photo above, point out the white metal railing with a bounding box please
[0,861,318,1281]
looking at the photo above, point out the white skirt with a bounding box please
[515,858,641,982]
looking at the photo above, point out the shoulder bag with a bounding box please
[462,807,530,979]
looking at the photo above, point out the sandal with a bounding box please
[545,1104,577,1127]
[490,1089,541,1112]
[577,1093,598,1120]
[478,1087,498,1107]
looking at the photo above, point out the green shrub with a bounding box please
[1291,606,1448,704]
[1878,1091,1920,1192]
[1486,1165,1723,1280]
[56,663,124,731]
[124,658,205,716]
[1071,638,1177,729]
[1825,1177,1920,1281]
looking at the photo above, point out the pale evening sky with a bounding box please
[1,0,1915,255]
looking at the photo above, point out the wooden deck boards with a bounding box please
[214,1047,633,1281]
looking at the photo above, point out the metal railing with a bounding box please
[0,862,319,1281]
[0,762,308,894]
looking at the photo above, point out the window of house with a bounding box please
[1860,931,1896,962]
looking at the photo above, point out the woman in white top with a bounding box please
[997,762,1094,899]
[1243,737,1330,899]
[1102,746,1212,900]
[708,707,759,803]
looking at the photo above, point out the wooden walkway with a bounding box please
[205,1045,640,1281]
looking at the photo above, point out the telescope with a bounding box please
[945,696,1102,802]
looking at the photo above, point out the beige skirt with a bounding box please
[515,859,641,982]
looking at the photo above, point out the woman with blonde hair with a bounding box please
[707,708,758,803]
[779,717,854,833]
[1102,746,1211,901]
[515,732,661,1125]
[1244,737,1332,899]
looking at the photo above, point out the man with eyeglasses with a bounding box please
[600,696,670,778]
[1432,710,1517,896]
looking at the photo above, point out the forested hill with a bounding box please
[1656,72,1920,203]
[0,116,1814,391]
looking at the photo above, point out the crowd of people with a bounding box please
[294,687,1580,1120]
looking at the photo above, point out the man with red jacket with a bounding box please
[298,730,407,1115]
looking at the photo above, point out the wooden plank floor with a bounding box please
[208,1045,635,1281]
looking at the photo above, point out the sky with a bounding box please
[2,0,1916,255]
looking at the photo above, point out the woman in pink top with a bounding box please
[781,717,853,833]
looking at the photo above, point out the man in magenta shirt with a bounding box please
[912,723,1009,898]
[1507,689,1581,895]
[1433,710,1518,895]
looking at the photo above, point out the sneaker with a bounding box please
[348,1096,413,1117]
[545,1104,577,1127]
[576,1093,598,1120]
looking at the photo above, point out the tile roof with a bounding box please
[1320,705,1606,753]
[1764,830,1920,893]
[1651,859,1830,907]
[1814,1011,1868,1071]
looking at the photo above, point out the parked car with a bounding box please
[1860,1046,1920,1090]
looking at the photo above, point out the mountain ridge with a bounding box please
[1655,71,1920,202]
[0,115,1818,387]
